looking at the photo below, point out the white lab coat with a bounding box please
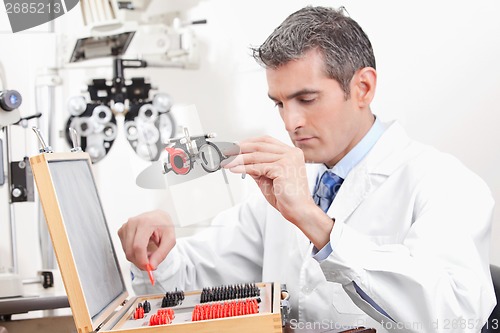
[131,121,496,332]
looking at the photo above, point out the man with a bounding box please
[118,6,495,332]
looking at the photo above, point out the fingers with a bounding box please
[238,139,289,155]
[118,221,143,267]
[240,135,289,146]
[222,136,294,171]
[118,219,150,270]
[223,139,304,181]
[223,136,288,157]
[149,232,176,269]
[222,151,278,169]
[133,223,157,268]
[118,210,175,271]
[228,162,279,179]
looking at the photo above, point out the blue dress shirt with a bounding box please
[312,115,385,259]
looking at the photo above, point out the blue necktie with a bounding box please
[313,171,344,212]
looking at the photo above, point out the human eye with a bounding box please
[299,96,316,104]
[274,101,283,109]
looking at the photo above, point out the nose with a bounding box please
[281,105,305,133]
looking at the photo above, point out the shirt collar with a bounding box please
[318,116,386,180]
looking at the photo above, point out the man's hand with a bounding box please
[223,136,315,224]
[118,210,176,271]
[223,136,334,249]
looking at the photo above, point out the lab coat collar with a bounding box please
[306,116,387,193]
[328,120,414,222]
[364,120,413,176]
[306,120,411,191]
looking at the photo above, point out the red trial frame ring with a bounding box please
[165,147,192,175]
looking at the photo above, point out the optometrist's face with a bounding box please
[266,48,373,167]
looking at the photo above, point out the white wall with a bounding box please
[0,0,499,295]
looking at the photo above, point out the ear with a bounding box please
[351,67,377,109]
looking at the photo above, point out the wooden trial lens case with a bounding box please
[30,152,282,333]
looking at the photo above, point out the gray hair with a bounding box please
[252,6,376,98]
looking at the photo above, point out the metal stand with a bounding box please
[0,126,22,298]
[3,125,17,274]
